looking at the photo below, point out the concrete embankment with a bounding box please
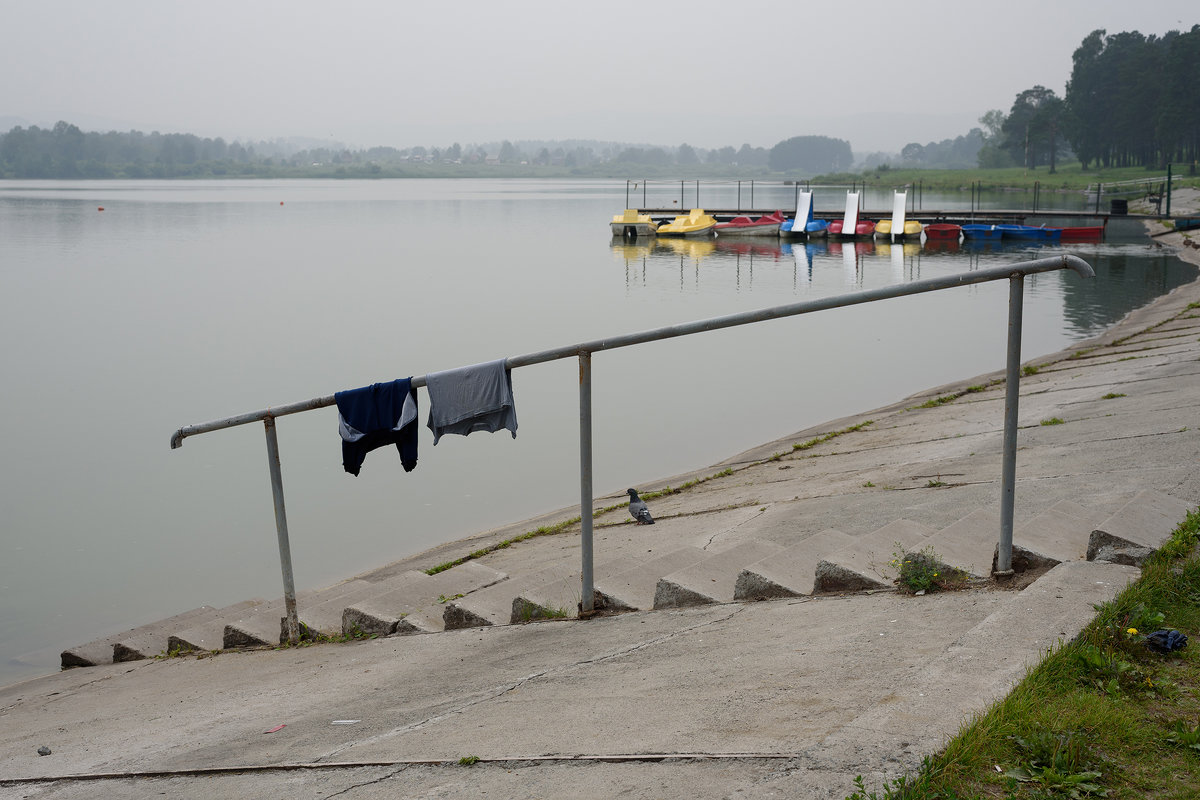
[3,196,1199,799]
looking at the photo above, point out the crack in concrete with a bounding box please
[319,765,410,799]
[704,507,769,549]
[313,608,745,763]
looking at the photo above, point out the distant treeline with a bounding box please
[0,123,275,179]
[0,122,855,180]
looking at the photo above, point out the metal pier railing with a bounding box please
[171,255,1095,643]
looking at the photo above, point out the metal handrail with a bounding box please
[171,255,1095,643]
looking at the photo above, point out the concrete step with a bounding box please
[1006,500,1109,571]
[1087,489,1195,564]
[594,546,716,612]
[112,601,260,662]
[812,519,936,593]
[342,562,508,636]
[444,563,580,629]
[288,579,382,637]
[221,594,311,649]
[733,528,856,600]
[167,599,273,653]
[821,560,1142,763]
[910,508,998,579]
[512,555,642,623]
[653,540,785,609]
[61,602,259,668]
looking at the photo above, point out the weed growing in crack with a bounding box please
[890,544,968,594]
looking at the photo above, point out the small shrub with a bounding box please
[891,545,968,594]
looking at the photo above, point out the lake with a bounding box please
[0,178,1193,685]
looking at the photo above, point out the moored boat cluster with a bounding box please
[610,190,1105,243]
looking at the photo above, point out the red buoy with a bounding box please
[98,207,105,211]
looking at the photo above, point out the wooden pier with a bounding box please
[637,208,1170,226]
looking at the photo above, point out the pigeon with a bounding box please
[627,488,655,525]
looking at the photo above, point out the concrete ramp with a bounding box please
[1088,489,1195,563]
[62,601,261,667]
[112,602,261,662]
[820,560,1141,764]
[513,555,641,622]
[733,528,855,599]
[443,562,580,630]
[1004,499,1108,572]
[342,562,508,636]
[594,547,711,611]
[910,509,999,579]
[653,540,785,609]
[813,519,936,593]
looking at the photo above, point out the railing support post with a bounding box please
[996,274,1024,576]
[264,416,300,644]
[578,352,595,615]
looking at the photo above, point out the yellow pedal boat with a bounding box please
[610,209,658,238]
[656,208,717,237]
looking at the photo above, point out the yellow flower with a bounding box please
[933,573,939,577]
[1127,627,1138,635]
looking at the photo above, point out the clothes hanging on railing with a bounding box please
[425,359,518,445]
[335,378,418,475]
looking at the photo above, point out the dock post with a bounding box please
[1167,164,1172,217]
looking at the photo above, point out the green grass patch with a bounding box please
[1040,417,1065,426]
[1022,364,1041,376]
[791,420,875,452]
[919,394,958,409]
[1102,392,1127,400]
[845,507,1200,800]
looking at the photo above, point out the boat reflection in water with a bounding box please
[610,227,1164,297]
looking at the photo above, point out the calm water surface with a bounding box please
[0,179,1193,684]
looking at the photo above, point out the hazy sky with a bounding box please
[3,0,1196,154]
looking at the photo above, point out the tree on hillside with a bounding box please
[707,145,736,165]
[976,110,1014,168]
[676,143,698,165]
[767,135,853,173]
[1000,86,1067,171]
[737,143,769,167]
